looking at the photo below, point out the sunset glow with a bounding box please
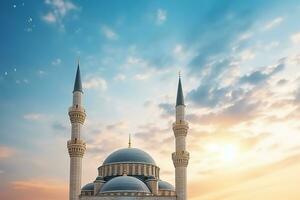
[1,0,300,200]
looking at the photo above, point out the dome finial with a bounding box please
[128,134,132,148]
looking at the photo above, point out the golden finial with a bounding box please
[128,134,131,148]
[179,70,181,78]
[77,56,80,66]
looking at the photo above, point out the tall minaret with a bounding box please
[67,63,86,200]
[172,74,189,200]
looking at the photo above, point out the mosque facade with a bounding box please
[67,64,189,200]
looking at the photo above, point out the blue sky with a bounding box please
[1,1,300,200]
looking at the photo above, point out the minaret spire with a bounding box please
[176,73,184,106]
[73,61,83,93]
[128,134,132,148]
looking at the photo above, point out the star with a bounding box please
[14,68,17,72]
[13,4,16,8]
[4,72,8,75]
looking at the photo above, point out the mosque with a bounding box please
[67,64,190,200]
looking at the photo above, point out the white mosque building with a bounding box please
[67,64,190,200]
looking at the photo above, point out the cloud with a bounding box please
[106,121,127,131]
[158,103,174,118]
[0,179,67,200]
[134,73,150,80]
[51,58,61,66]
[101,25,118,40]
[263,17,283,31]
[188,57,285,109]
[0,146,15,159]
[239,61,285,85]
[156,9,167,25]
[113,74,126,81]
[51,122,67,131]
[42,12,56,23]
[188,84,230,108]
[240,49,255,61]
[290,32,300,44]
[23,113,47,121]
[188,153,300,199]
[42,0,78,27]
[37,70,47,77]
[83,76,107,90]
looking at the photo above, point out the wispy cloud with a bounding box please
[51,58,61,66]
[134,73,150,80]
[156,9,167,25]
[101,25,118,40]
[23,113,47,121]
[290,32,300,44]
[42,12,56,23]
[83,76,107,90]
[263,17,283,31]
[113,74,126,81]
[42,0,78,28]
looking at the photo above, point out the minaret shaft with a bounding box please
[172,77,189,200]
[68,66,86,200]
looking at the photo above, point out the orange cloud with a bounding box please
[188,153,300,200]
[0,179,68,200]
[0,146,15,159]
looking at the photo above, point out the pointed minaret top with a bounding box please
[73,61,83,93]
[128,134,132,148]
[176,74,184,106]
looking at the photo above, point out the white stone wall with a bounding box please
[73,91,82,106]
[175,105,185,122]
[70,157,83,200]
[175,136,186,151]
[98,163,159,179]
[69,90,86,200]
[173,104,189,200]
[71,123,81,140]
[80,196,176,200]
[175,167,186,200]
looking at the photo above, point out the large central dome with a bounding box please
[103,148,156,165]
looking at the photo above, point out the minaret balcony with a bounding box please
[173,122,188,137]
[68,106,86,124]
[172,151,189,167]
[68,106,86,113]
[67,139,86,157]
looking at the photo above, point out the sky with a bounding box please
[1,0,300,200]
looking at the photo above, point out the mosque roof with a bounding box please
[100,175,151,193]
[81,183,94,191]
[103,148,156,165]
[158,180,175,191]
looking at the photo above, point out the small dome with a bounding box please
[82,183,94,191]
[158,180,175,191]
[100,176,151,193]
[103,148,156,165]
